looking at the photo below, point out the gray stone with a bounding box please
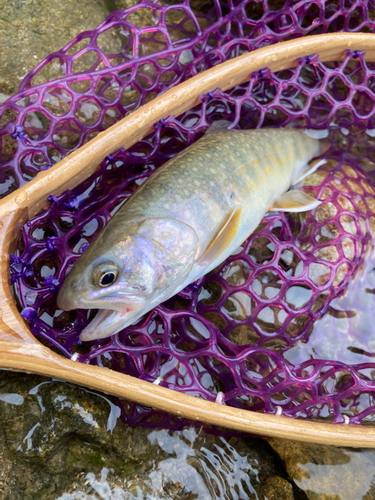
[260,475,294,500]
[268,437,375,500]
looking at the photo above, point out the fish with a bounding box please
[57,125,324,341]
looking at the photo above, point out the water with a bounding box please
[285,244,375,366]
[56,428,258,499]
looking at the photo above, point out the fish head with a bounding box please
[57,235,157,313]
[57,217,198,341]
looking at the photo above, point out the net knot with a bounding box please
[47,195,60,205]
[43,275,59,294]
[46,236,59,252]
[21,307,37,321]
[11,125,28,141]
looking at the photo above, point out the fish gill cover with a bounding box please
[2,0,375,428]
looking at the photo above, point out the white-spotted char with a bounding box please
[57,126,323,341]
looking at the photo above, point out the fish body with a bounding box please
[57,127,322,341]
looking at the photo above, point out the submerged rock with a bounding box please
[0,370,293,499]
[259,476,294,500]
[268,438,375,500]
[0,0,114,96]
[0,0,209,99]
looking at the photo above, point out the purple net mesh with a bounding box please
[3,0,375,428]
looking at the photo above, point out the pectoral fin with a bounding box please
[198,207,241,267]
[270,190,321,212]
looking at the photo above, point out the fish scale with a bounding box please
[57,127,322,341]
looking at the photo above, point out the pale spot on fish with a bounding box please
[194,180,200,186]
[242,188,247,194]
[210,168,217,174]
[183,189,190,195]
[192,167,198,172]
[206,154,212,158]
[260,175,264,182]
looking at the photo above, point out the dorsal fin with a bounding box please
[198,207,241,267]
[206,120,231,134]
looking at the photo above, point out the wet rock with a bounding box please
[0,0,211,99]
[267,438,375,500]
[0,370,291,499]
[57,432,294,499]
[108,0,157,27]
[154,0,215,14]
[260,475,294,500]
[112,0,214,16]
[0,371,153,498]
[0,0,113,96]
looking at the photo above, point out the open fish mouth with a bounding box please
[79,309,134,341]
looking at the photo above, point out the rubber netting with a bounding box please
[3,0,375,427]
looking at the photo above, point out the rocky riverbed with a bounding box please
[2,370,375,500]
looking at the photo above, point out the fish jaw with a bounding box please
[79,306,142,341]
[78,277,198,341]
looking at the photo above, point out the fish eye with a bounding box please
[99,272,117,287]
[92,262,119,288]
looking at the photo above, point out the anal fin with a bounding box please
[270,190,321,213]
[198,207,241,267]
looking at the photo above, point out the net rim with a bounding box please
[1,33,375,445]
